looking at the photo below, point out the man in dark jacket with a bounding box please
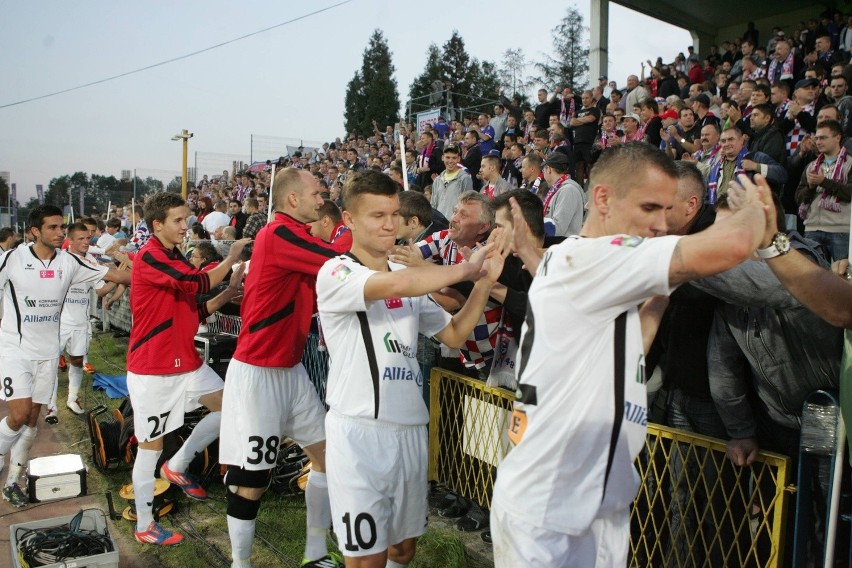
[747,104,786,165]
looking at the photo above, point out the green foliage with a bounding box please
[407,31,501,118]
[498,48,535,99]
[532,5,590,92]
[344,29,401,136]
[409,43,443,106]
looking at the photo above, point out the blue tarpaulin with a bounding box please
[92,373,128,399]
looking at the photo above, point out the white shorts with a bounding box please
[326,410,428,558]
[127,364,224,443]
[0,356,58,405]
[219,359,326,470]
[490,498,630,568]
[59,326,91,358]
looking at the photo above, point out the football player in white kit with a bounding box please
[316,170,507,568]
[489,143,774,567]
[0,206,130,507]
[44,222,118,422]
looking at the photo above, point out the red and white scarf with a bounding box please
[560,96,576,126]
[799,147,848,217]
[768,52,795,84]
[542,175,569,215]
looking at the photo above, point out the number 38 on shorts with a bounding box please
[246,435,279,465]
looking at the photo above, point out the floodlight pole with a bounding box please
[172,129,194,199]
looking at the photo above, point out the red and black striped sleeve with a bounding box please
[272,222,347,275]
[141,248,211,295]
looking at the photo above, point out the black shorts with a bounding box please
[573,143,594,165]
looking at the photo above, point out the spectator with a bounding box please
[189,240,222,271]
[477,113,496,155]
[490,104,508,142]
[767,39,804,84]
[123,208,150,253]
[397,190,446,245]
[795,119,851,261]
[242,197,267,240]
[534,89,555,133]
[479,155,512,201]
[415,131,444,189]
[707,126,787,204]
[201,200,231,235]
[519,152,549,196]
[196,196,214,224]
[748,103,787,165]
[431,144,473,220]
[624,74,649,110]
[569,90,601,184]
[461,130,483,191]
[308,199,351,250]
[540,152,584,237]
[227,199,247,239]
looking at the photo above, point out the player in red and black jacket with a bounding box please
[221,168,350,568]
[127,192,249,547]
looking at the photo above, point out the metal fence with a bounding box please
[426,368,794,567]
[250,135,326,163]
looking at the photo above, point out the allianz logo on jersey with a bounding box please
[624,401,648,426]
[24,296,61,309]
[383,332,415,358]
[23,312,60,324]
[382,366,423,386]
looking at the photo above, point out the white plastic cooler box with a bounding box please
[27,453,87,502]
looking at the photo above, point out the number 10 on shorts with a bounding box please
[342,512,377,552]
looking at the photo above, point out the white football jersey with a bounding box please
[493,234,680,534]
[0,244,107,360]
[317,254,451,425]
[61,252,105,330]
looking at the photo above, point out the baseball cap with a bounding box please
[659,109,679,120]
[598,75,608,81]
[542,152,569,170]
[795,78,819,89]
[690,93,711,107]
[622,112,641,122]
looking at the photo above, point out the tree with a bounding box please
[469,60,502,102]
[344,72,365,137]
[343,29,401,136]
[90,174,121,216]
[498,48,534,100]
[45,172,89,214]
[533,6,589,92]
[438,31,478,105]
[409,43,443,108]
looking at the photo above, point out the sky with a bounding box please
[0,1,691,204]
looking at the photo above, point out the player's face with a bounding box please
[33,215,66,249]
[68,230,90,255]
[294,175,324,223]
[155,206,190,248]
[602,169,676,238]
[348,193,400,254]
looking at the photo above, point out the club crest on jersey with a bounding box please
[385,297,403,309]
[610,235,644,248]
[331,263,352,282]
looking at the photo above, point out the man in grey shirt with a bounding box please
[540,152,585,236]
[431,144,473,219]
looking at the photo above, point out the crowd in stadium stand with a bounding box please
[2,8,851,566]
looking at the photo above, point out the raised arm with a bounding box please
[363,244,491,302]
[667,174,768,287]
[736,174,852,328]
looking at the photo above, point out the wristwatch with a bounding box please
[756,232,791,259]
